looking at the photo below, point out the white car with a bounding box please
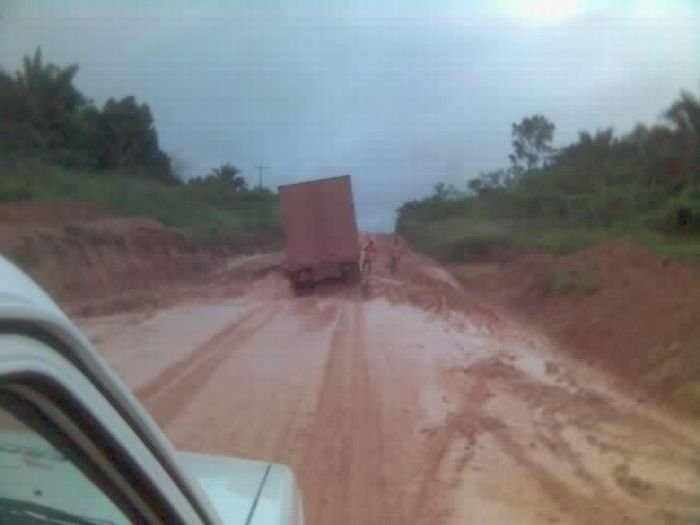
[0,255,304,524]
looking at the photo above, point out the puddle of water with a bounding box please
[511,353,558,385]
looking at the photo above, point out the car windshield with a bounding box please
[0,497,114,525]
[1,1,699,524]
[0,404,128,525]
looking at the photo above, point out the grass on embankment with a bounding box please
[0,156,281,243]
[401,213,700,265]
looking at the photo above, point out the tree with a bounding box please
[509,115,556,171]
[0,69,22,151]
[95,96,176,183]
[187,163,248,191]
[467,169,510,195]
[467,178,484,195]
[665,91,700,140]
[0,48,86,156]
[210,163,247,191]
[664,90,700,186]
[0,70,16,112]
[432,182,461,201]
[0,48,177,181]
[621,123,687,190]
[98,96,158,168]
[14,48,84,148]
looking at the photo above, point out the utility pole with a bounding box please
[255,165,268,190]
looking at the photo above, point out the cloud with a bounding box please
[1,0,698,230]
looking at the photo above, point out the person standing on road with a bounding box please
[362,239,377,274]
[389,237,403,276]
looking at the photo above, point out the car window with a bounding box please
[0,404,129,525]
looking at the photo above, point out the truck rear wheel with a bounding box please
[292,281,314,296]
[291,269,314,296]
[340,263,360,284]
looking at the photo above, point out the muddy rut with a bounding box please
[78,252,700,524]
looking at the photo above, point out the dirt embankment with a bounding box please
[0,200,235,315]
[455,240,700,417]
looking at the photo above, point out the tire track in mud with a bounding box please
[135,302,282,428]
[299,297,389,525]
[426,357,700,524]
[409,376,490,525]
[264,300,341,467]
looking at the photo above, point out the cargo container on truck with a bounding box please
[278,175,360,291]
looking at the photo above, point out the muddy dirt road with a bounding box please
[78,252,700,524]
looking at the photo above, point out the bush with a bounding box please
[0,178,34,202]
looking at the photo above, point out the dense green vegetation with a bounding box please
[0,49,176,182]
[0,155,280,242]
[397,88,700,262]
[0,49,280,244]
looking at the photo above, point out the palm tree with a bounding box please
[665,90,700,186]
[666,91,700,136]
[210,163,247,191]
[14,48,84,144]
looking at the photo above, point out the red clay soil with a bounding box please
[0,201,224,315]
[80,242,700,524]
[0,200,121,225]
[456,240,700,417]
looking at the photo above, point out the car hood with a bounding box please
[178,451,302,524]
[0,429,301,524]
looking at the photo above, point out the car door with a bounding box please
[0,331,219,524]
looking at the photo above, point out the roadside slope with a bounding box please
[0,200,227,315]
[455,240,700,417]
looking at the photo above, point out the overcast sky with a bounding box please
[1,0,698,231]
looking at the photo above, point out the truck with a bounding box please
[0,255,304,524]
[278,175,361,291]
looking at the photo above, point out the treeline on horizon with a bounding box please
[396,85,700,260]
[0,49,280,242]
[0,48,182,183]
